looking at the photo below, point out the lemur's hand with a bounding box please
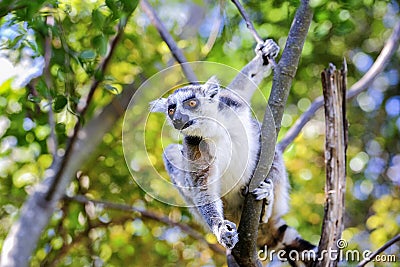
[215,219,239,249]
[255,39,280,64]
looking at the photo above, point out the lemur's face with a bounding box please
[150,77,220,137]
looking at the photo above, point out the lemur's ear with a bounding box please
[149,98,167,113]
[204,76,220,98]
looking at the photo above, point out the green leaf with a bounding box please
[36,79,49,97]
[23,39,39,54]
[55,123,66,134]
[93,35,108,56]
[28,94,41,103]
[53,95,67,112]
[334,20,355,36]
[103,25,116,35]
[104,84,119,95]
[92,8,106,28]
[105,0,119,15]
[121,0,139,14]
[57,69,65,82]
[8,34,24,48]
[79,50,96,61]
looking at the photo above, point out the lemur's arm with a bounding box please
[228,39,279,103]
[163,137,239,249]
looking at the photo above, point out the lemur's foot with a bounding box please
[255,39,280,63]
[252,178,274,202]
[216,220,239,249]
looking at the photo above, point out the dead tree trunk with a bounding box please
[314,61,348,267]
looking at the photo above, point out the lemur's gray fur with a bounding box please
[150,40,315,266]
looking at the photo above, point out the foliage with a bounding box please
[0,0,399,266]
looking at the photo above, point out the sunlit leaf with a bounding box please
[103,84,119,95]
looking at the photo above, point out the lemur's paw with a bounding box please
[217,220,239,249]
[255,39,280,60]
[252,178,274,202]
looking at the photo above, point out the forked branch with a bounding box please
[232,1,313,265]
[279,20,400,151]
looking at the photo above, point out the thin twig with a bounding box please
[45,17,129,201]
[279,20,400,151]
[140,0,198,83]
[230,0,277,67]
[44,15,58,158]
[65,195,225,255]
[357,233,400,267]
[230,0,263,44]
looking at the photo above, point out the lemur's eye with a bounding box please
[188,100,197,107]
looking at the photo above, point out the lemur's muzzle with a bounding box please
[172,111,193,130]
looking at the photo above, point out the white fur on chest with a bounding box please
[205,113,260,220]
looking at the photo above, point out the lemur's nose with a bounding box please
[172,111,191,130]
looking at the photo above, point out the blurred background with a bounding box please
[0,0,399,266]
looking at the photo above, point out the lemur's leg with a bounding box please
[228,39,279,103]
[249,149,287,224]
[163,137,239,249]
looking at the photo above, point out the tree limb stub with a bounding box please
[314,60,348,267]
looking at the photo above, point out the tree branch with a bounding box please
[232,1,313,265]
[357,233,400,267]
[279,20,400,152]
[140,0,198,83]
[65,195,225,255]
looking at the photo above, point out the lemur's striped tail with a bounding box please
[257,218,317,267]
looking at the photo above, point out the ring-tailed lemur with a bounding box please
[150,39,315,266]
